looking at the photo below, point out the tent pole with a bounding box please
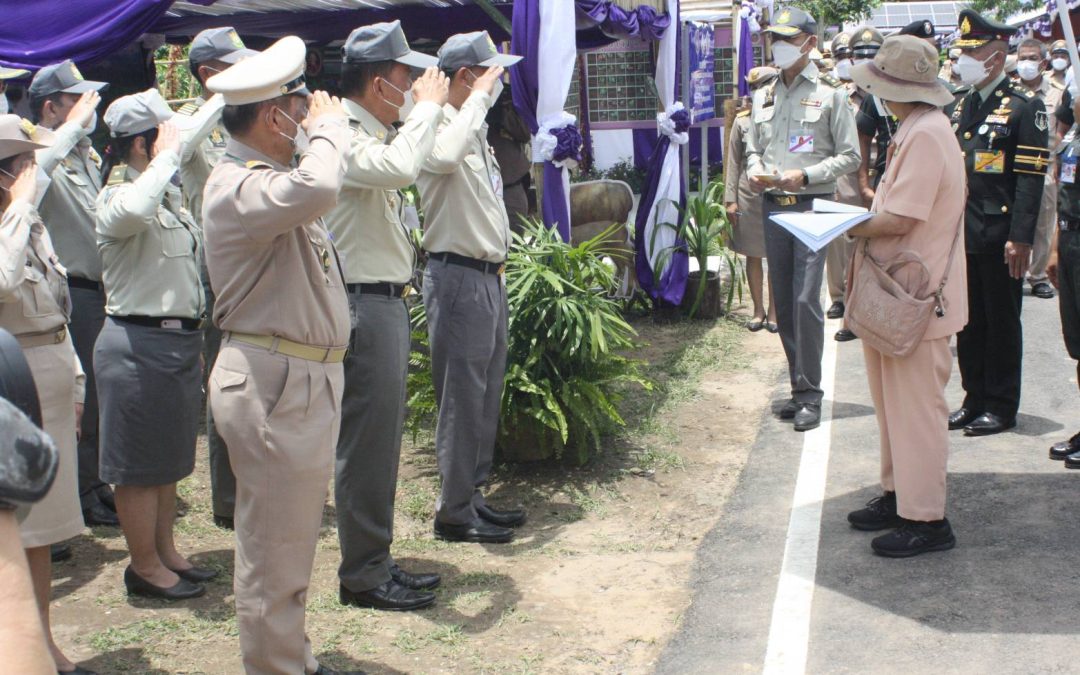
[473,0,513,35]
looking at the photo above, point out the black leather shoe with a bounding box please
[778,399,798,420]
[826,300,845,319]
[95,485,117,512]
[834,328,858,342]
[434,518,514,543]
[170,565,219,583]
[83,502,120,527]
[1065,449,1080,469]
[793,404,821,432]
[871,518,956,558]
[123,565,205,600]
[314,664,366,675]
[477,503,527,528]
[50,542,72,563]
[339,580,435,611]
[948,407,978,431]
[1050,432,1080,460]
[1032,282,1056,299]
[390,564,440,591]
[963,412,1016,436]
[847,492,902,531]
[213,515,234,530]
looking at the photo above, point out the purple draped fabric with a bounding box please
[737,17,755,97]
[632,127,723,169]
[0,0,173,71]
[633,134,688,306]
[511,0,571,240]
[575,0,671,41]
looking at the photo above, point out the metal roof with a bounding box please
[855,1,968,33]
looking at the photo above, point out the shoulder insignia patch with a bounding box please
[245,160,272,170]
[106,163,128,186]
[88,147,102,169]
[176,102,200,116]
[1052,79,1066,90]
[819,72,841,89]
[736,109,750,118]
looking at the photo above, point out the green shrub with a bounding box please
[406,219,651,464]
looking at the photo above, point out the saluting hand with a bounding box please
[413,67,449,107]
[153,121,180,157]
[304,90,345,129]
[1004,241,1032,280]
[67,90,101,130]
[9,158,38,204]
[473,66,505,97]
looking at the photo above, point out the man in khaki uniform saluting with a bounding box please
[417,32,524,543]
[176,26,258,532]
[326,20,448,613]
[29,61,118,529]
[201,36,357,675]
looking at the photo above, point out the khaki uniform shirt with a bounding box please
[177,95,229,227]
[1029,76,1065,182]
[417,91,510,263]
[324,98,442,284]
[95,149,204,318]
[202,116,350,349]
[746,61,861,195]
[0,200,85,402]
[835,82,865,205]
[37,121,104,281]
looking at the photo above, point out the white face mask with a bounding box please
[274,107,309,153]
[955,52,995,86]
[1053,57,1069,72]
[772,38,810,70]
[380,79,415,123]
[1,164,53,208]
[1016,59,1042,82]
[834,59,853,81]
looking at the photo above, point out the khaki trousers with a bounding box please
[863,337,952,521]
[210,342,343,675]
[1028,178,1058,284]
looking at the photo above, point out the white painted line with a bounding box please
[761,318,841,675]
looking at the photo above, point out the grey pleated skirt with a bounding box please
[95,317,202,486]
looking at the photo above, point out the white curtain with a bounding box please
[644,0,682,272]
[536,0,577,235]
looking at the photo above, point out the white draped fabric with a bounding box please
[644,0,682,272]
[535,0,577,236]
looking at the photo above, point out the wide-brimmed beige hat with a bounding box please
[850,35,953,107]
[0,115,53,162]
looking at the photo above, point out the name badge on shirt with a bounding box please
[789,134,814,153]
[1062,148,1078,184]
[974,150,1005,174]
[490,170,503,197]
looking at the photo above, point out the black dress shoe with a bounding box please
[793,404,821,432]
[213,515,234,530]
[1032,281,1056,299]
[778,399,798,420]
[339,580,435,611]
[871,518,956,558]
[826,300,845,319]
[390,564,440,590]
[434,517,514,543]
[95,485,117,512]
[948,407,979,431]
[1050,431,1080,460]
[477,503,527,528]
[834,328,858,342]
[170,565,219,583]
[847,492,902,531]
[1065,449,1080,469]
[50,542,72,563]
[123,565,205,600]
[83,502,120,527]
[963,412,1016,436]
[314,664,366,675]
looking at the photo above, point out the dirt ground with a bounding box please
[51,309,785,674]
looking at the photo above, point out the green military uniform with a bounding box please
[950,9,1050,427]
[1054,127,1080,358]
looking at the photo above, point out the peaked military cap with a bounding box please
[831,32,852,57]
[765,8,817,38]
[207,36,310,106]
[899,19,935,39]
[438,31,522,71]
[29,60,107,98]
[343,20,437,69]
[190,27,258,66]
[954,9,1016,49]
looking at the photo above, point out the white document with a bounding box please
[769,202,873,252]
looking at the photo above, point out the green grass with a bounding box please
[89,615,237,653]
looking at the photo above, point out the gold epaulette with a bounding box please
[819,72,841,89]
[176,101,200,116]
[1014,145,1051,175]
[736,109,750,118]
[106,163,128,186]
[1008,82,1036,99]
[245,160,272,170]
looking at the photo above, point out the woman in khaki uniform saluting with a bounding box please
[0,114,92,673]
[94,89,210,600]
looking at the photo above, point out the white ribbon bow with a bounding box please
[657,102,689,146]
[532,111,580,169]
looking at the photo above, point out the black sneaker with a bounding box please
[871,518,956,558]
[1050,431,1080,460]
[847,491,901,531]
